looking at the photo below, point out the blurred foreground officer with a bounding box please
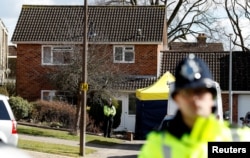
[138,54,250,158]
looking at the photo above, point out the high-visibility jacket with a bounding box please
[103,105,116,117]
[138,115,250,158]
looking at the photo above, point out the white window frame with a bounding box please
[41,90,75,104]
[42,45,73,65]
[41,90,57,101]
[113,45,135,63]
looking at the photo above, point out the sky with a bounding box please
[0,0,95,44]
[1,1,249,50]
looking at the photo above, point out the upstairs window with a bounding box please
[113,46,135,63]
[42,46,73,65]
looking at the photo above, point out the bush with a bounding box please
[87,94,121,133]
[9,96,33,121]
[0,86,9,96]
[4,81,16,96]
[32,100,76,129]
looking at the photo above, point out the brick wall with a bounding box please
[94,44,158,76]
[16,44,159,101]
[16,44,56,101]
[221,93,238,123]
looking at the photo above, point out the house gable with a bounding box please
[11,5,167,101]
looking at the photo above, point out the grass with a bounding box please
[18,125,79,140]
[17,125,123,157]
[18,139,93,157]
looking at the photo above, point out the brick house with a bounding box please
[12,5,249,132]
[11,5,167,99]
[159,50,250,125]
[159,34,250,125]
[122,33,250,128]
[11,5,167,131]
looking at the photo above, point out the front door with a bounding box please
[114,93,136,132]
[123,93,136,132]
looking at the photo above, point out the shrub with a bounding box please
[9,96,33,121]
[4,81,16,96]
[32,100,76,129]
[0,86,9,96]
[87,94,121,133]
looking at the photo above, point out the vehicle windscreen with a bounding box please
[0,100,11,120]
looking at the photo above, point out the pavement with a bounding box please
[18,134,145,158]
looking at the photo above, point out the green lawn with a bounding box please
[18,139,93,157]
[17,125,123,157]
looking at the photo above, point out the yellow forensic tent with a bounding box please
[136,71,175,100]
[135,71,175,140]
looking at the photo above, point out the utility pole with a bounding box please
[229,33,233,124]
[80,0,88,156]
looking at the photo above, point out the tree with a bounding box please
[48,44,129,96]
[93,0,250,51]
[47,44,128,132]
[94,0,226,44]
[222,0,250,51]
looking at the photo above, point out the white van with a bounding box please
[158,81,223,130]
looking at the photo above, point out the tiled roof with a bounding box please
[160,51,229,90]
[160,51,250,91]
[12,5,166,43]
[113,51,250,91]
[169,34,224,52]
[220,51,250,91]
[111,77,157,91]
[169,42,224,52]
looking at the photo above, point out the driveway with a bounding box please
[19,134,144,158]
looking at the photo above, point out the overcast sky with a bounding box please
[0,0,95,44]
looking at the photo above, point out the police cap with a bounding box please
[172,54,217,97]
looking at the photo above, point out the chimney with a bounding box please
[197,33,207,45]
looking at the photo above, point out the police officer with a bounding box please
[138,54,250,158]
[103,98,116,138]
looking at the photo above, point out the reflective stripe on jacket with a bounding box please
[103,105,116,117]
[138,115,250,158]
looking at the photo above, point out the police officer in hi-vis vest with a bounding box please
[138,54,250,158]
[103,98,116,138]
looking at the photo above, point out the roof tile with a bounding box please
[12,5,166,43]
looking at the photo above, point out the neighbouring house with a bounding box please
[160,50,250,126]
[0,19,9,85]
[169,33,224,52]
[163,34,250,126]
[11,5,167,132]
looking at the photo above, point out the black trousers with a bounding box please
[104,116,114,137]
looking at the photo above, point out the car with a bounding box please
[0,94,18,146]
[240,111,250,127]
